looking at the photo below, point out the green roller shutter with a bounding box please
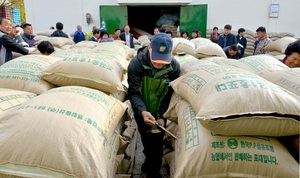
[99,6,128,34]
[180,4,207,38]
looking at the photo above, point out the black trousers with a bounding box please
[135,113,164,174]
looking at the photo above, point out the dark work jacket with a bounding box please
[236,35,247,58]
[51,30,69,38]
[218,33,237,48]
[127,47,180,128]
[223,46,238,59]
[0,31,28,66]
[120,32,134,48]
[89,36,98,42]
[22,33,35,47]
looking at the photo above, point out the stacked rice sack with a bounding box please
[163,54,300,178]
[0,41,137,177]
[172,37,226,59]
[267,37,297,59]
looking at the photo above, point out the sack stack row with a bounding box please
[0,40,138,177]
[206,29,296,58]
[163,54,300,178]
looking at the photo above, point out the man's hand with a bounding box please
[141,111,156,125]
[25,47,37,54]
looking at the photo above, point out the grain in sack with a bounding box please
[170,65,300,136]
[172,100,299,178]
[0,55,61,94]
[0,86,127,178]
[41,54,125,94]
[0,88,36,114]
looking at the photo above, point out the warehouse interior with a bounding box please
[128,6,180,35]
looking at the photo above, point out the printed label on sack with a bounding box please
[183,104,279,165]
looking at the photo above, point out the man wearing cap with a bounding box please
[128,33,180,178]
[253,26,272,55]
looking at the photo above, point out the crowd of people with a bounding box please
[0,16,300,178]
[0,17,299,67]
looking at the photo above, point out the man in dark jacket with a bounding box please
[0,18,36,66]
[120,25,134,48]
[21,23,35,47]
[223,44,238,59]
[50,22,69,38]
[236,28,247,59]
[218,24,237,48]
[128,33,180,178]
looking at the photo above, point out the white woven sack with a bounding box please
[41,54,125,94]
[237,54,289,77]
[0,88,36,114]
[170,65,300,136]
[0,86,127,178]
[173,100,299,178]
[172,38,196,57]
[263,68,300,97]
[194,41,226,58]
[267,37,297,53]
[0,55,61,94]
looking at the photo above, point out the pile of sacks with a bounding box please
[163,54,300,178]
[267,36,297,59]
[133,35,151,51]
[0,42,138,177]
[172,37,227,59]
[206,29,296,57]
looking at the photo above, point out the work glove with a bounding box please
[25,47,37,54]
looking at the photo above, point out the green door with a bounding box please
[180,4,207,38]
[99,6,128,34]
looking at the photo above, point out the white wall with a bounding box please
[24,0,109,35]
[195,0,299,38]
[24,0,300,38]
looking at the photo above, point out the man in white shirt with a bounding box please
[120,25,134,48]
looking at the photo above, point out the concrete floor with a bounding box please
[132,133,170,178]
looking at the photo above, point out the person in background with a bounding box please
[111,28,121,40]
[0,18,36,66]
[37,41,55,55]
[50,22,69,38]
[165,30,172,37]
[86,26,97,40]
[280,40,300,68]
[154,27,160,35]
[253,26,272,55]
[218,24,236,48]
[198,30,202,37]
[210,26,220,43]
[89,28,100,42]
[223,44,238,59]
[236,28,247,59]
[128,33,180,178]
[159,27,166,33]
[120,25,134,48]
[191,29,200,39]
[181,30,189,40]
[21,23,35,47]
[98,30,112,43]
[9,23,28,47]
[73,25,85,43]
